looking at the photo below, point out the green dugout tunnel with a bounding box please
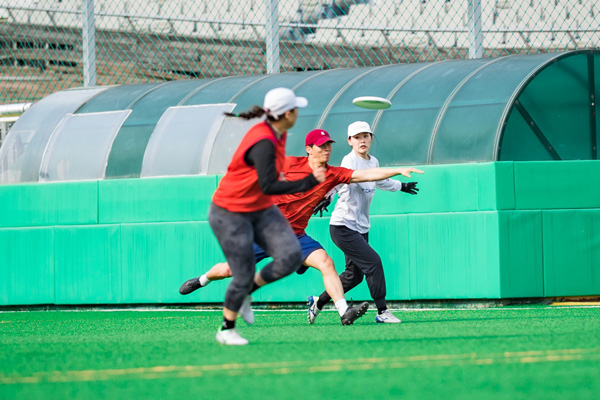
[0,50,599,306]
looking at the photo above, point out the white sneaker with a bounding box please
[375,309,402,323]
[216,327,249,345]
[307,296,320,324]
[239,296,254,325]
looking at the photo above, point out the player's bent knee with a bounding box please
[320,259,336,275]
[229,275,254,293]
[305,250,335,273]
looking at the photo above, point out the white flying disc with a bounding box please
[352,96,392,110]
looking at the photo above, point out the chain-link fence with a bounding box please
[1,0,598,103]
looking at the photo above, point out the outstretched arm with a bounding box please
[350,167,424,183]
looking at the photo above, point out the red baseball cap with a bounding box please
[305,129,335,147]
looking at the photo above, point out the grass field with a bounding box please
[1,305,599,400]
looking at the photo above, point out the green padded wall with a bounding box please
[407,212,501,299]
[368,216,412,300]
[477,162,516,211]
[514,161,600,209]
[0,181,98,227]
[370,162,516,215]
[0,227,54,305]
[98,176,218,224]
[498,211,544,298]
[371,164,481,214]
[54,225,122,304]
[120,222,224,303]
[542,210,600,296]
[1,161,600,306]
[306,211,545,301]
[258,216,412,302]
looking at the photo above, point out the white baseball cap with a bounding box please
[347,121,373,138]
[263,87,308,119]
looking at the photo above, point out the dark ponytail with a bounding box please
[225,105,278,121]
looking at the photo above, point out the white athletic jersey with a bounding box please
[329,151,402,234]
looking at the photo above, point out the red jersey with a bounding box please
[212,121,287,212]
[274,156,353,234]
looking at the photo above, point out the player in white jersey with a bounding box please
[308,121,421,324]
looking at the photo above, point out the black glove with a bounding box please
[401,182,419,195]
[313,195,332,217]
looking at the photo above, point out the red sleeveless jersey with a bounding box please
[212,121,287,212]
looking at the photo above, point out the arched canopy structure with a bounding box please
[0,50,598,183]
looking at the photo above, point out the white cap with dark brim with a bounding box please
[263,87,308,118]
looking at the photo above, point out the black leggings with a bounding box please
[209,203,302,312]
[318,224,387,310]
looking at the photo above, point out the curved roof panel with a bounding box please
[0,50,597,184]
[375,59,490,166]
[0,87,108,183]
[498,52,600,161]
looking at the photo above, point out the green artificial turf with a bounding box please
[1,306,599,399]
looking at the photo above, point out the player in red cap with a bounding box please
[180,128,423,326]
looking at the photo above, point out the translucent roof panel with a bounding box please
[104,80,214,178]
[317,63,428,165]
[75,83,164,113]
[39,111,131,182]
[2,50,597,185]
[379,59,492,166]
[222,71,325,118]
[206,117,261,175]
[141,104,235,177]
[432,53,562,163]
[182,75,271,106]
[286,68,373,157]
[0,87,108,184]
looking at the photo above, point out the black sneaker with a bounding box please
[179,277,202,295]
[341,302,369,325]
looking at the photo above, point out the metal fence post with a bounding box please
[81,0,97,86]
[265,0,281,74]
[468,0,483,59]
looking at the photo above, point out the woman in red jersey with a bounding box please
[210,87,325,345]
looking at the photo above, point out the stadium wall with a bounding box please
[1,161,600,306]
